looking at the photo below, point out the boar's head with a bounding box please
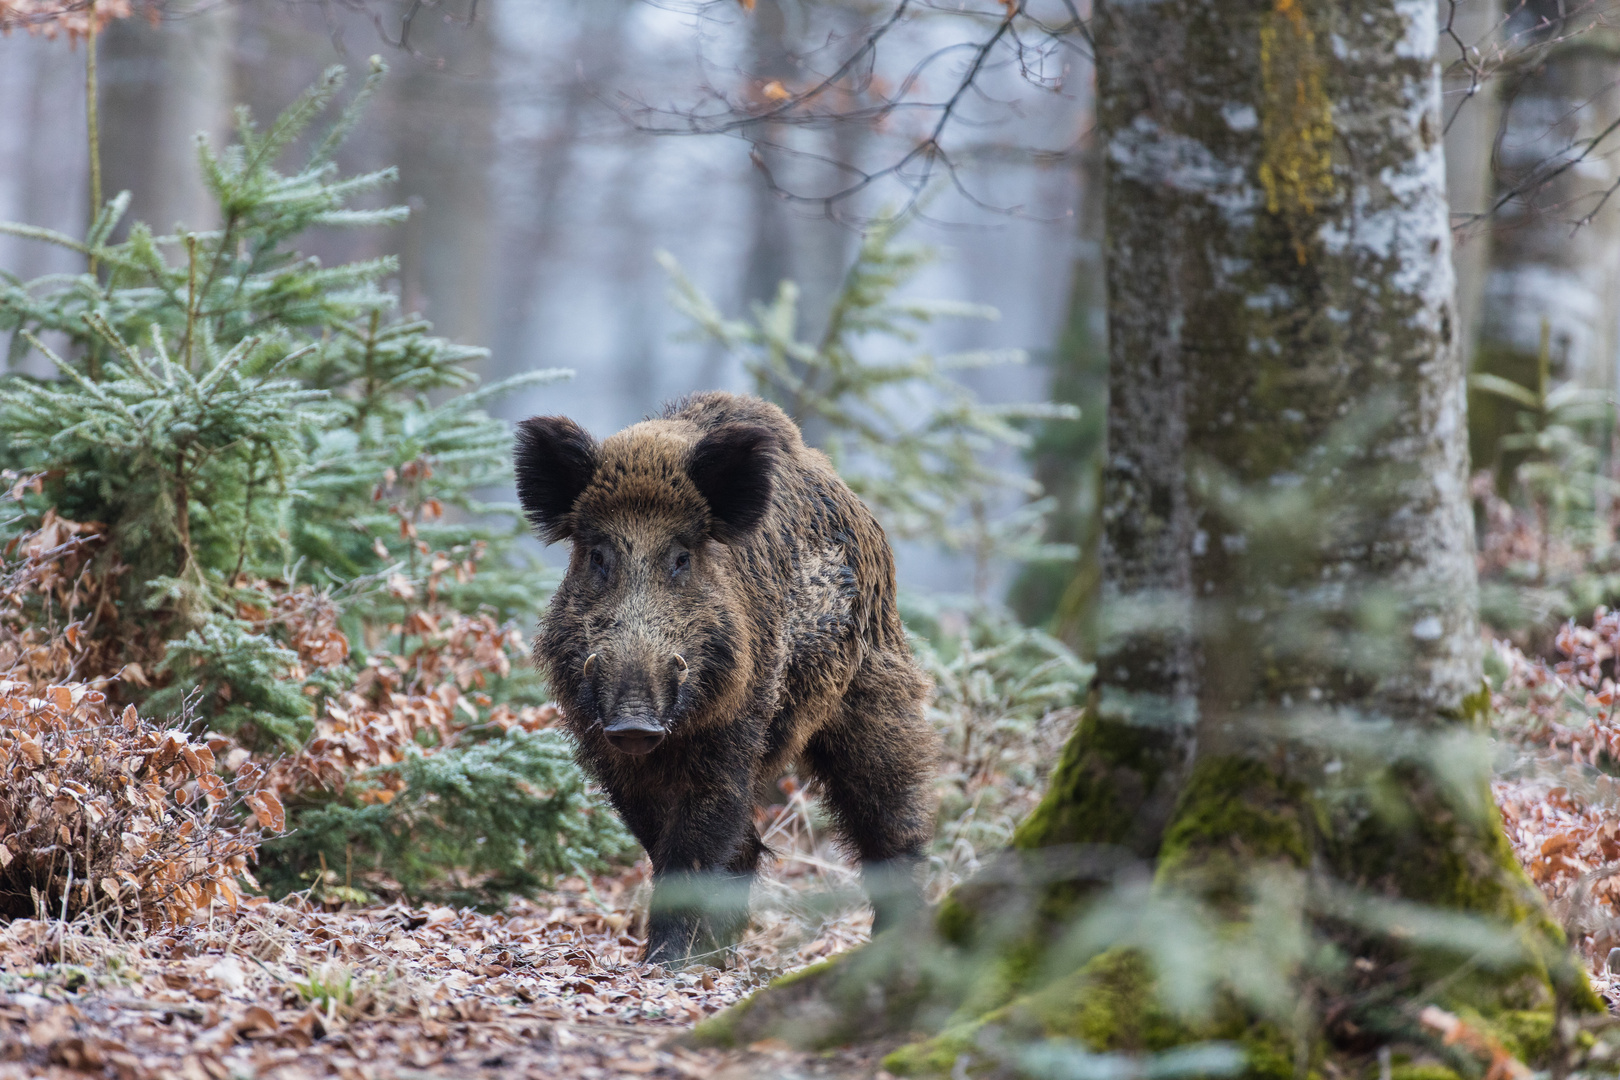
[515,415,779,756]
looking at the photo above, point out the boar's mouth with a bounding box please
[602,711,666,756]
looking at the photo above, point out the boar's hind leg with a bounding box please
[643,783,762,968]
[803,663,936,934]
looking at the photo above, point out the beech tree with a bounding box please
[688,0,1601,1073]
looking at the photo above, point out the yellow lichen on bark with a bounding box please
[1258,0,1334,263]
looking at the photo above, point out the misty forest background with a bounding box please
[0,0,1078,608]
[6,0,1609,632]
[11,0,1620,1078]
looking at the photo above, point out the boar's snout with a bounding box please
[603,711,666,756]
[588,651,691,756]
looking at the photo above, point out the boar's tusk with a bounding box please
[673,654,689,683]
[583,653,598,677]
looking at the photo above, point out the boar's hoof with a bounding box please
[604,713,666,756]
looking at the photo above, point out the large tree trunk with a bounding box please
[1094,0,1480,738]
[1002,0,1492,916]
[690,0,1597,1070]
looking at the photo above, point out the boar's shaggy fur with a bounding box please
[515,391,937,966]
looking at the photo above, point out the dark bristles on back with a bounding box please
[514,415,600,542]
[687,424,780,543]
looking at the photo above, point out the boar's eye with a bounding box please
[671,549,691,578]
[589,547,608,578]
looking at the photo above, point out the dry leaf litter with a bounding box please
[0,804,903,1080]
[0,504,912,1078]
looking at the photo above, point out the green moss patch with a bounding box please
[1153,756,1322,907]
[685,929,945,1052]
[1388,1064,1464,1080]
[885,948,1316,1078]
[1013,706,1183,854]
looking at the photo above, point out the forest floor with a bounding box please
[6,781,1618,1080]
[7,638,1620,1080]
[0,767,921,1080]
[0,854,895,1080]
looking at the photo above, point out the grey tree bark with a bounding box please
[1477,15,1620,396]
[384,14,497,351]
[1095,0,1479,750]
[1052,0,1487,887]
[1440,0,1503,374]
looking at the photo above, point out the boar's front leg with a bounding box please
[643,777,763,968]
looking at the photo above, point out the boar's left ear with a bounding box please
[688,424,780,543]
[515,416,599,542]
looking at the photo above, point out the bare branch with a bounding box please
[612,0,1080,223]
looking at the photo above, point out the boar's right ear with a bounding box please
[688,423,780,544]
[515,416,599,542]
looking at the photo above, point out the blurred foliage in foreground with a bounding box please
[680,399,1620,1077]
[0,64,632,908]
[3,38,1620,1080]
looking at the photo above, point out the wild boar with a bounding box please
[515,391,937,966]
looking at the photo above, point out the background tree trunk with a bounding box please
[384,13,497,352]
[1009,119,1109,658]
[0,36,87,376]
[738,2,864,331]
[1478,22,1620,394]
[99,5,237,236]
[732,0,867,444]
[487,0,635,389]
[1441,0,1502,377]
[1470,16,1620,476]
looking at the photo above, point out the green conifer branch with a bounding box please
[0,65,612,904]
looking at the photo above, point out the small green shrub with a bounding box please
[0,62,618,907]
[259,727,634,907]
[0,61,566,746]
